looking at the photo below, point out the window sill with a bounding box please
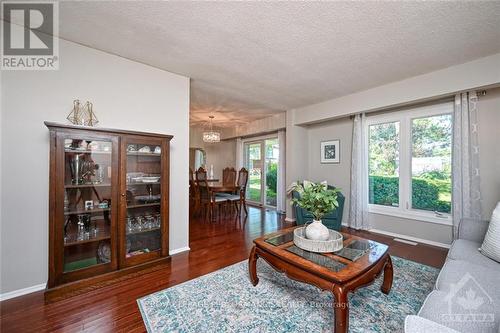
[368,205,452,226]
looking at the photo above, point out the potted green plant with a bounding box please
[289,181,341,240]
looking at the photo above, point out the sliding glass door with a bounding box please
[244,138,279,208]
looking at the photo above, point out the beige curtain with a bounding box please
[452,91,482,239]
[349,114,370,230]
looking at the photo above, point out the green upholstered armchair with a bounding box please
[291,184,345,231]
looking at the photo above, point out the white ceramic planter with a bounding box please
[305,219,330,241]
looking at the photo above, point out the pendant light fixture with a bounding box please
[202,115,220,143]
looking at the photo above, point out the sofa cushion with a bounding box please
[447,239,500,272]
[418,290,499,333]
[405,315,460,333]
[480,202,500,263]
[435,259,500,303]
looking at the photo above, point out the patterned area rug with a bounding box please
[138,256,439,333]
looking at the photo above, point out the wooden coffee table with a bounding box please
[248,227,393,333]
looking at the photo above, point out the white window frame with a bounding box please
[364,102,453,225]
[242,133,279,208]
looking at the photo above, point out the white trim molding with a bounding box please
[369,206,452,226]
[0,283,46,301]
[369,228,451,249]
[169,246,191,255]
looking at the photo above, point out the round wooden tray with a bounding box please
[293,227,343,253]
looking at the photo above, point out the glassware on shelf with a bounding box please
[135,216,144,232]
[70,154,84,185]
[90,219,99,237]
[94,164,104,184]
[154,213,161,228]
[77,215,85,241]
[126,216,135,234]
[145,215,154,230]
[64,192,69,212]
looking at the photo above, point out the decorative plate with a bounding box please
[135,194,161,202]
[293,227,343,253]
[98,240,130,263]
[97,241,111,263]
[139,176,160,183]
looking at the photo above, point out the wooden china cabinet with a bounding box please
[45,122,171,296]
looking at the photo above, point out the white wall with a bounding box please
[477,87,500,219]
[285,110,308,218]
[307,117,353,225]
[1,37,190,295]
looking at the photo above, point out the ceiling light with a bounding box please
[202,115,220,143]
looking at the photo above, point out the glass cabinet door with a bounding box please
[62,137,116,274]
[122,139,164,264]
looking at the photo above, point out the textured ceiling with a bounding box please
[54,1,500,127]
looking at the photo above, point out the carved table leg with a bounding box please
[248,246,259,286]
[333,286,349,333]
[381,255,393,294]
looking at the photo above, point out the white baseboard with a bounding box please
[169,246,191,255]
[369,228,451,249]
[393,238,418,246]
[0,283,46,301]
[284,217,296,223]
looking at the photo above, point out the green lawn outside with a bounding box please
[247,174,277,205]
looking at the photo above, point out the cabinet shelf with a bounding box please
[64,234,111,247]
[65,149,111,155]
[64,207,111,216]
[127,202,161,209]
[127,182,161,186]
[126,227,160,236]
[127,152,161,157]
[65,183,111,189]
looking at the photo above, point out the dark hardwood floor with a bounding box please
[0,207,448,332]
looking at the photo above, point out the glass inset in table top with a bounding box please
[286,245,346,272]
[265,232,294,246]
[334,240,375,262]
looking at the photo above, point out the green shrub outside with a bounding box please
[266,162,278,199]
[369,176,451,213]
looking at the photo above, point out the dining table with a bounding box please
[209,185,239,193]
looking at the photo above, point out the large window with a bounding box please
[368,121,400,207]
[366,103,453,224]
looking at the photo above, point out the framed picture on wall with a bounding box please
[320,140,340,164]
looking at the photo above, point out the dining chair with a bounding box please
[217,167,237,199]
[195,167,207,182]
[222,167,237,186]
[227,167,249,216]
[196,167,227,221]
